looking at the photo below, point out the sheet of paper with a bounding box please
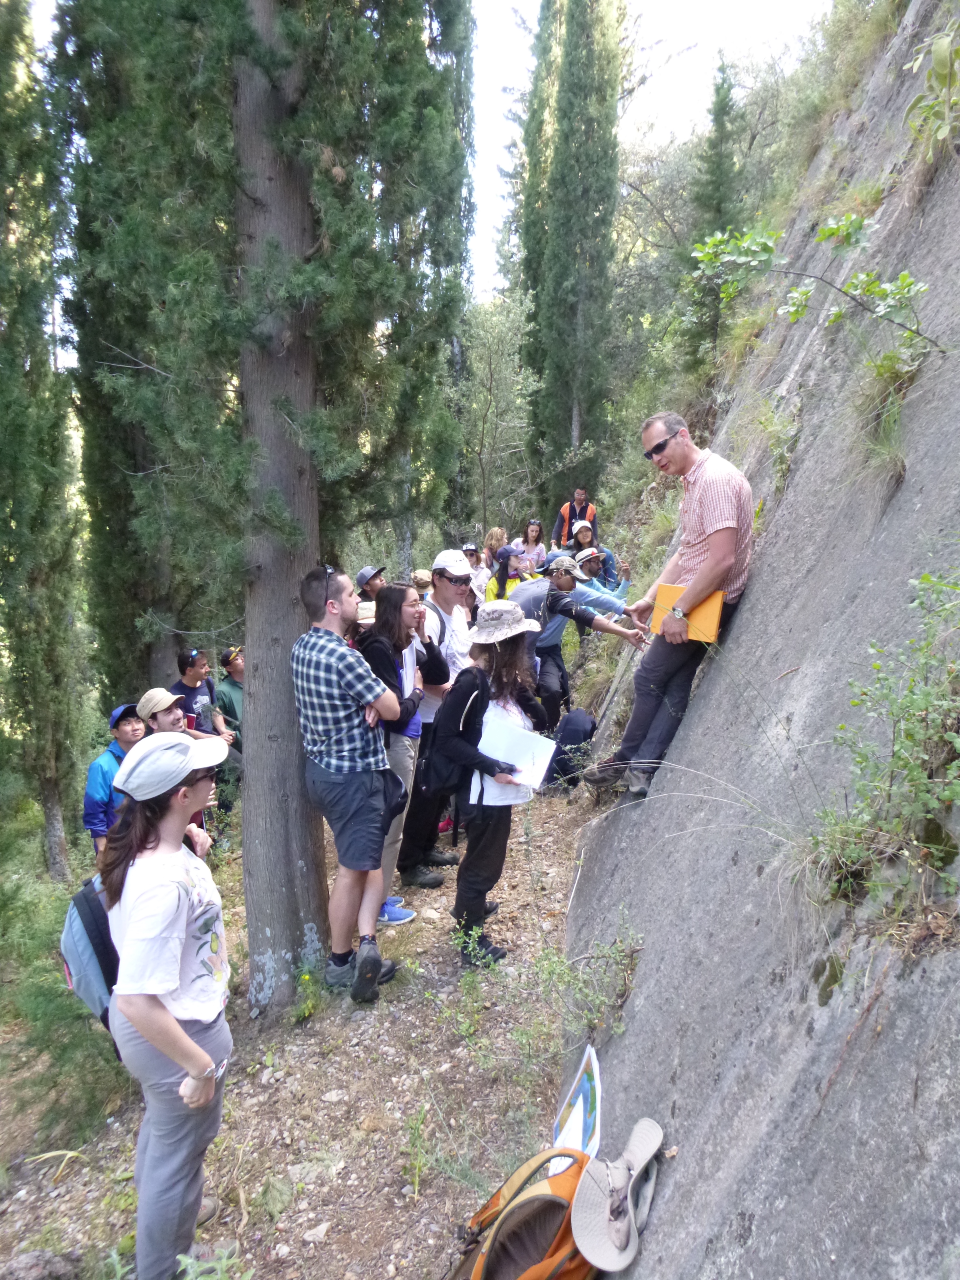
[474,717,557,789]
[553,1045,601,1157]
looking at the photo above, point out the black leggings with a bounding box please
[453,805,512,936]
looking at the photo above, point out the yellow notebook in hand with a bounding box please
[650,585,724,643]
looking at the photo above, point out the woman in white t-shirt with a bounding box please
[100,732,232,1280]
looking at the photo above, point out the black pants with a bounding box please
[397,723,446,871]
[616,600,738,770]
[535,644,570,731]
[453,805,512,936]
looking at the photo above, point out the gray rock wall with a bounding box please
[569,2,960,1274]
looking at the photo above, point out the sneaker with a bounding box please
[437,817,454,835]
[461,932,508,967]
[449,900,499,920]
[351,938,382,1002]
[196,1191,219,1227]
[377,959,398,985]
[625,764,654,796]
[385,895,404,907]
[324,953,356,989]
[400,865,445,889]
[582,756,627,787]
[422,846,459,867]
[378,901,417,926]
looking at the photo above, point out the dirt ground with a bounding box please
[0,787,607,1279]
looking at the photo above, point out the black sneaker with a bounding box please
[450,900,499,920]
[422,847,459,868]
[351,938,382,1002]
[461,933,508,967]
[377,959,397,985]
[400,865,445,889]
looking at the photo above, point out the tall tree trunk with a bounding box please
[234,0,329,1012]
[39,776,70,883]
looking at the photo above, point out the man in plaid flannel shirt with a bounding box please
[585,410,753,796]
[292,568,400,1002]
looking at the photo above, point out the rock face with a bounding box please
[568,2,960,1276]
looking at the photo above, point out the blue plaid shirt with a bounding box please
[291,627,388,773]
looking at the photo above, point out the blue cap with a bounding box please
[109,703,140,729]
[495,545,517,564]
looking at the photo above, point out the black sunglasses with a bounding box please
[643,429,680,461]
[440,573,472,587]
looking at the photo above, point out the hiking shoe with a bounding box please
[583,757,627,788]
[377,959,398,985]
[450,900,499,920]
[324,953,355,988]
[400,865,445,889]
[422,846,459,867]
[378,902,417,926]
[385,895,404,907]
[625,765,654,796]
[461,933,508,967]
[351,939,382,1002]
[196,1191,219,1227]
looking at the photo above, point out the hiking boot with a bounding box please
[182,1240,239,1274]
[422,846,459,867]
[377,902,417,926]
[625,764,654,797]
[461,933,508,967]
[351,938,383,1002]
[377,958,398,985]
[582,757,627,788]
[196,1191,219,1227]
[400,865,445,889]
[450,900,498,920]
[324,953,356,989]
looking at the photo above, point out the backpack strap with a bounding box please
[424,600,446,649]
[72,878,120,994]
[467,1149,586,1235]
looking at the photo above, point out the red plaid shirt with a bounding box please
[677,450,752,602]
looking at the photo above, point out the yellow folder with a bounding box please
[650,584,724,643]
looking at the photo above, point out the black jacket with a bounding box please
[355,631,449,743]
[434,667,549,808]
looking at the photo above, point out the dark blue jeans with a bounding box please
[615,600,739,771]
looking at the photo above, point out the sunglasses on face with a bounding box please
[193,768,218,783]
[440,574,472,587]
[643,429,680,461]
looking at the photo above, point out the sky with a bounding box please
[31,0,833,299]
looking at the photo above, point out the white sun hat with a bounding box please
[113,732,228,801]
[570,1117,663,1271]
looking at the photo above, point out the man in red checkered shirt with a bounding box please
[585,411,753,795]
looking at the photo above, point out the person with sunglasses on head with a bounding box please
[511,518,546,572]
[100,731,234,1280]
[169,650,235,747]
[292,567,402,1001]
[215,646,244,754]
[395,550,477,890]
[584,410,753,796]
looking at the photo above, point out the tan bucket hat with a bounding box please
[467,600,541,645]
[570,1117,663,1271]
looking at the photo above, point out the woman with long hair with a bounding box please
[511,517,546,572]
[356,583,450,922]
[100,732,233,1280]
[486,545,537,602]
[569,520,625,593]
[432,601,548,964]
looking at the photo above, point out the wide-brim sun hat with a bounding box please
[571,1117,663,1272]
[113,732,228,801]
[467,600,541,645]
[136,688,185,722]
[546,555,590,582]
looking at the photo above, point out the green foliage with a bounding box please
[176,1251,252,1280]
[904,16,960,162]
[403,1104,428,1201]
[809,572,960,902]
[252,1172,294,1222]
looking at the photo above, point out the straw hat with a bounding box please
[570,1117,663,1271]
[467,600,541,645]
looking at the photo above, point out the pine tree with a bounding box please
[0,1,81,881]
[533,0,620,509]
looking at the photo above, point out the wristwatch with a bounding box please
[671,606,686,620]
[191,1057,229,1082]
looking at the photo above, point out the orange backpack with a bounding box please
[445,1148,598,1280]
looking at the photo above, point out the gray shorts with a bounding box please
[306,760,387,872]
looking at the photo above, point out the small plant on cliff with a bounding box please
[808,571,960,903]
[904,16,960,163]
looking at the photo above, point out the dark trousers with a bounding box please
[536,644,570,731]
[616,601,738,770]
[454,804,512,935]
[397,723,446,871]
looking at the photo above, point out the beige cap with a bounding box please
[137,688,185,722]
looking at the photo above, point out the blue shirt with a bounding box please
[510,579,625,651]
[83,739,127,838]
[291,627,389,773]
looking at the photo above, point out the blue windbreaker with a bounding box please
[82,740,126,839]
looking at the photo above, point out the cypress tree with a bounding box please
[0,1,80,880]
[534,0,620,509]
